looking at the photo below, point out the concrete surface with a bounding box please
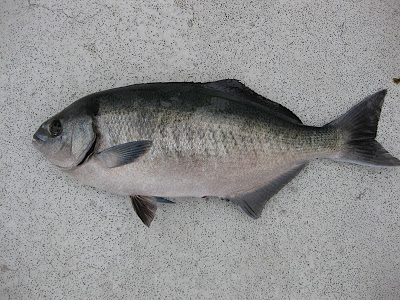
[1,0,400,299]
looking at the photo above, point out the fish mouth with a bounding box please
[32,133,44,148]
[32,134,43,142]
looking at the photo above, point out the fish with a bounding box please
[32,79,400,226]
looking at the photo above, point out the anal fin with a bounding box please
[230,163,307,219]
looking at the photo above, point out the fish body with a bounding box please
[67,82,336,197]
[33,80,400,226]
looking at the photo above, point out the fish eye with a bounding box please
[48,119,62,136]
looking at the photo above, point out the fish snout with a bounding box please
[32,132,45,149]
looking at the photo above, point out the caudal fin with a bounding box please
[324,90,400,167]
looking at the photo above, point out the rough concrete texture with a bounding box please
[1,0,400,299]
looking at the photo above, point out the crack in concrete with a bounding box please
[27,0,101,24]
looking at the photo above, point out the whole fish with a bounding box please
[32,80,400,226]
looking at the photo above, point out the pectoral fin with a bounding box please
[130,195,158,227]
[96,140,152,168]
[230,163,307,219]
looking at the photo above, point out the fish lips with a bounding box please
[32,132,45,150]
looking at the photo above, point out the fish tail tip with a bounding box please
[326,90,400,167]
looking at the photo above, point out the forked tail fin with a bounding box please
[324,90,400,167]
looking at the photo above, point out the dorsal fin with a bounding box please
[202,79,302,124]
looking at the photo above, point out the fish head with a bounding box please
[32,108,96,170]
